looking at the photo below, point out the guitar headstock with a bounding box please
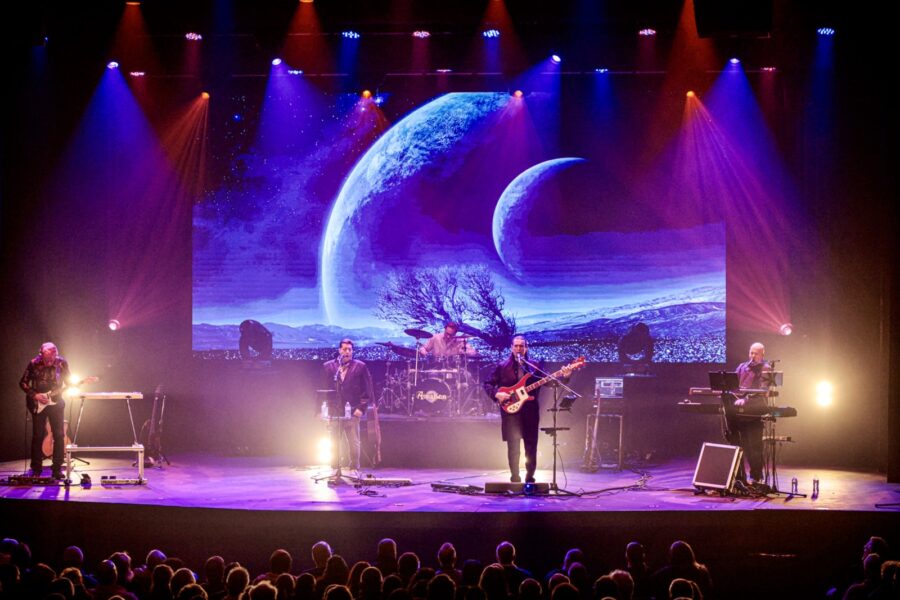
[569,356,587,369]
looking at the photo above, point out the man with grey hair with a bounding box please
[727,342,773,485]
[19,342,71,479]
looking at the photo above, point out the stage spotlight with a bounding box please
[638,28,657,37]
[686,91,696,98]
[594,68,609,73]
[512,90,523,98]
[374,95,385,105]
[817,27,835,36]
[483,29,500,38]
[108,319,121,331]
[412,30,431,39]
[342,31,360,39]
[435,68,453,73]
[271,58,282,66]
[64,386,81,399]
[129,71,146,77]
[185,32,202,41]
[550,54,562,64]
[815,381,834,407]
[361,90,372,99]
[779,323,793,336]
[316,437,333,465]
[761,67,777,72]
[107,61,119,70]
[729,57,740,65]
[201,92,210,100]
[287,69,304,75]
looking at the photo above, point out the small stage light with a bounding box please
[129,71,146,78]
[779,323,793,336]
[361,90,372,99]
[512,90,523,98]
[550,54,562,64]
[686,91,696,98]
[435,68,453,73]
[108,319,121,331]
[594,68,609,73]
[729,57,740,65]
[638,28,657,37]
[316,437,333,465]
[817,27,835,36]
[483,29,500,39]
[287,69,304,75]
[815,381,834,407]
[185,32,203,41]
[201,92,210,100]
[412,31,431,39]
[107,61,119,70]
[761,67,777,72]
[271,58,282,66]
[374,95,385,105]
[342,31,361,39]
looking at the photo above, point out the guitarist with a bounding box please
[19,342,71,479]
[483,336,574,484]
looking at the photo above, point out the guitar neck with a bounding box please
[524,367,568,393]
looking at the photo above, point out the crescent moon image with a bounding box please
[492,157,586,279]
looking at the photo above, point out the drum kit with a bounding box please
[377,328,489,417]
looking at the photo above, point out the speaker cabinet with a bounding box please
[692,442,743,491]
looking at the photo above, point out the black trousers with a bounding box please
[725,419,764,481]
[503,411,539,480]
[31,404,64,472]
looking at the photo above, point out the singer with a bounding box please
[727,342,773,485]
[483,336,571,483]
[322,339,374,474]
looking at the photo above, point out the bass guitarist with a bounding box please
[19,342,71,479]
[483,336,576,483]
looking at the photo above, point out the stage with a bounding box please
[2,453,897,599]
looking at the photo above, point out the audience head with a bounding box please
[437,543,457,569]
[460,559,483,587]
[426,573,456,600]
[109,551,134,585]
[592,576,617,600]
[146,549,168,570]
[625,542,645,567]
[247,580,278,600]
[519,577,542,600]
[563,549,584,571]
[551,582,579,600]
[96,560,118,586]
[171,567,197,597]
[864,537,890,560]
[313,541,334,569]
[325,583,354,600]
[204,555,225,584]
[668,541,698,569]
[548,573,569,592]
[397,552,420,583]
[177,582,209,600]
[151,563,174,593]
[269,549,292,575]
[608,570,634,600]
[226,566,250,597]
[62,546,84,569]
[382,574,404,598]
[324,555,351,585]
[668,578,696,600]
[478,564,507,600]
[495,542,515,566]
[275,572,296,598]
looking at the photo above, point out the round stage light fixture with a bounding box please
[201,92,210,100]
[779,323,793,336]
[686,91,696,98]
[550,54,562,64]
[483,29,500,39]
[817,27,835,36]
[361,90,372,99]
[107,61,119,70]
[316,437,333,465]
[108,319,121,331]
[513,90,523,98]
[271,58,282,66]
[638,28,657,37]
[729,57,741,65]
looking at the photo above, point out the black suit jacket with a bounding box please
[483,354,544,441]
[322,358,374,413]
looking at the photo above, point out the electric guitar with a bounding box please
[498,357,586,414]
[28,376,99,414]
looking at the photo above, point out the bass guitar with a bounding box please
[498,357,586,414]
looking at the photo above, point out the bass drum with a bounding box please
[412,378,452,416]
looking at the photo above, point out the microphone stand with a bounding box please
[522,356,581,496]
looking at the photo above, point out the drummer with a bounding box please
[419,322,478,360]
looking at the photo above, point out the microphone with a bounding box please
[334,354,343,381]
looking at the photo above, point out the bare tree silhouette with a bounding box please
[376,265,516,349]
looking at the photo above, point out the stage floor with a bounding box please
[1,453,896,513]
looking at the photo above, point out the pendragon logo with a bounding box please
[415,390,449,403]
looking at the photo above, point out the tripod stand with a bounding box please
[313,415,361,486]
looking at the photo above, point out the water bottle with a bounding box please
[790,477,798,494]
[812,477,819,495]
[344,402,351,418]
[321,401,328,419]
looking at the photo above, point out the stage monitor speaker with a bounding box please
[692,442,742,491]
[484,482,551,494]
[693,0,773,39]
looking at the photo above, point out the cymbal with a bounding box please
[378,341,418,359]
[404,328,433,339]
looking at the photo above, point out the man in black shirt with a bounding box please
[19,342,71,479]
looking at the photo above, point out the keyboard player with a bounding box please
[727,342,773,486]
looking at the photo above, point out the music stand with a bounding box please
[313,389,357,486]
[708,371,739,392]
